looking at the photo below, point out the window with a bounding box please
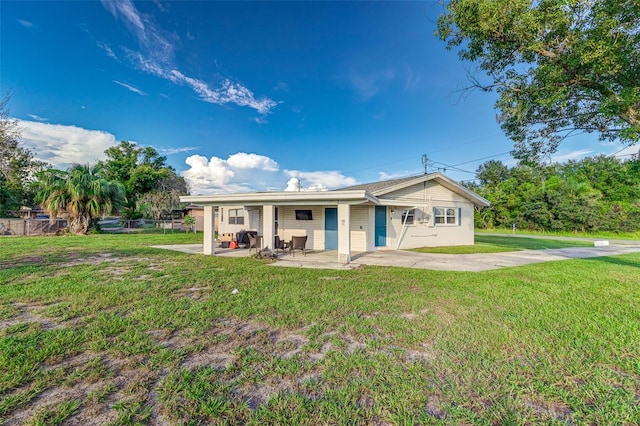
[401,209,414,224]
[434,207,457,225]
[295,209,313,220]
[228,208,244,225]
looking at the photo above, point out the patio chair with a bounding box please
[274,235,289,256]
[248,233,262,254]
[290,235,308,257]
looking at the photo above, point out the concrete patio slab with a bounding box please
[151,243,640,272]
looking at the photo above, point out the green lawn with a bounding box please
[1,234,639,424]
[412,235,595,254]
[476,227,640,240]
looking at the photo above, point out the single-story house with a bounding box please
[180,173,490,263]
[182,204,212,232]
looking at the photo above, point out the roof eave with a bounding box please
[180,190,377,206]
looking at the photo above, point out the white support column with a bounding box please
[262,204,275,251]
[203,205,216,255]
[337,203,351,264]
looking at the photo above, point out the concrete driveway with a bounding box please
[345,245,640,272]
[152,243,640,272]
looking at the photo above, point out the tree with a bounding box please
[183,215,196,233]
[99,141,185,218]
[0,92,47,216]
[36,164,125,235]
[476,160,509,186]
[137,189,183,220]
[471,155,640,233]
[437,0,640,162]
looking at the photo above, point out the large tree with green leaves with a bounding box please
[0,93,47,216]
[99,141,187,218]
[469,154,640,232]
[437,0,640,162]
[36,164,125,235]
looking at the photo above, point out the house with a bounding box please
[182,204,213,232]
[179,173,490,263]
[19,205,48,219]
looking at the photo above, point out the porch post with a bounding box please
[262,204,275,251]
[203,205,216,255]
[337,203,351,264]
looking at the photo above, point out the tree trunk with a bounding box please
[69,215,89,235]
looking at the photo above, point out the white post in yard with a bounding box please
[203,205,216,255]
[337,203,351,264]
[262,204,275,251]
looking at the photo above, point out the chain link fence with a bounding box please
[0,218,196,236]
[0,219,68,236]
[98,218,196,234]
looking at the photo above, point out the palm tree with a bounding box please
[36,164,125,235]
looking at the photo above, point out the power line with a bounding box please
[341,133,506,175]
[448,151,512,168]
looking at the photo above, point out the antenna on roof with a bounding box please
[421,154,428,174]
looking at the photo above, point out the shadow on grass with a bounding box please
[592,255,640,269]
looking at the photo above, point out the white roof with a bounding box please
[180,172,490,207]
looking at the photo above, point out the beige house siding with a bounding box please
[218,206,253,236]
[381,182,427,202]
[350,205,369,252]
[425,181,469,203]
[277,206,325,250]
[381,182,475,249]
[384,201,474,248]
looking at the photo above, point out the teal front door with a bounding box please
[325,208,338,250]
[375,206,387,247]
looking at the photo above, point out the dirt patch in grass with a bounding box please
[522,397,574,421]
[1,311,513,423]
[0,302,64,332]
[0,256,48,270]
[174,286,210,300]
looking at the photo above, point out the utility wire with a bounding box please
[341,133,506,175]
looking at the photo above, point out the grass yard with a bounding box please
[476,227,640,241]
[412,235,595,254]
[1,234,639,424]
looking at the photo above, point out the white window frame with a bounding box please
[434,207,457,225]
[228,208,245,225]
[401,209,415,225]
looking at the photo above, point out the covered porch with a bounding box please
[181,190,377,264]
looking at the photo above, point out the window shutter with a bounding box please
[433,207,437,225]
[458,208,462,226]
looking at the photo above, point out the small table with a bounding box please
[250,235,263,253]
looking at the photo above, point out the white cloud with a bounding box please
[157,146,198,155]
[404,64,421,91]
[284,170,357,192]
[378,170,418,181]
[17,19,34,28]
[113,80,147,96]
[17,120,119,169]
[346,68,395,100]
[97,41,118,60]
[100,0,277,115]
[101,0,145,34]
[227,153,279,171]
[181,152,357,195]
[27,114,47,122]
[611,145,640,160]
[551,149,594,163]
[182,153,283,195]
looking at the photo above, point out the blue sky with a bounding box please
[2,1,636,194]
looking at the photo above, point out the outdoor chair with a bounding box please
[248,233,262,254]
[274,235,289,256]
[290,235,308,256]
